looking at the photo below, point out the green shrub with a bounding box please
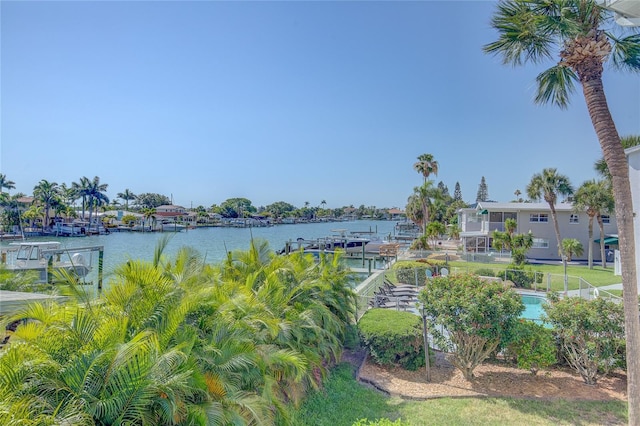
[474,268,496,277]
[505,267,535,288]
[507,320,556,375]
[420,274,524,380]
[393,261,430,285]
[544,294,625,384]
[410,235,429,250]
[358,309,427,371]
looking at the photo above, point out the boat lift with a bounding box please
[41,245,105,289]
[1,243,104,289]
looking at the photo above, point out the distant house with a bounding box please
[16,196,34,206]
[342,207,357,221]
[386,208,406,220]
[155,205,188,222]
[458,202,618,261]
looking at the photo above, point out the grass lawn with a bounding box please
[288,364,628,426]
[388,259,621,293]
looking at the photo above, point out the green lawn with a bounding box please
[288,364,628,426]
[438,261,619,293]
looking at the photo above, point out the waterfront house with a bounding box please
[386,208,406,221]
[458,201,619,262]
[155,204,188,223]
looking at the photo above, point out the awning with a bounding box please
[594,237,618,245]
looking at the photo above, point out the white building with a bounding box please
[458,202,618,262]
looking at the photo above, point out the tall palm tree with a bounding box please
[32,179,60,229]
[0,173,16,195]
[58,183,77,210]
[526,168,573,259]
[485,3,640,419]
[419,181,442,232]
[84,176,109,226]
[71,176,90,220]
[117,188,137,211]
[413,154,438,235]
[413,153,439,185]
[573,179,614,268]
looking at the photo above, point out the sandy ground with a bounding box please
[343,350,627,401]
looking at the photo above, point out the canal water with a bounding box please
[1,220,398,287]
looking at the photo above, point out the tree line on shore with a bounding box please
[0,174,409,232]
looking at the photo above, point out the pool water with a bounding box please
[520,294,547,324]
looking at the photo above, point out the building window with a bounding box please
[529,213,549,223]
[569,214,579,224]
[532,238,549,248]
[601,215,611,224]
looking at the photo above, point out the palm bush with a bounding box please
[0,239,356,425]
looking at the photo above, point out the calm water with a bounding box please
[2,220,397,286]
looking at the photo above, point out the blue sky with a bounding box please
[1,1,638,210]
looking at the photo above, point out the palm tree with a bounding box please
[141,207,156,231]
[32,179,60,229]
[526,168,573,260]
[71,176,90,220]
[562,238,584,262]
[412,181,441,236]
[413,153,439,185]
[573,179,614,268]
[413,154,438,236]
[514,189,523,202]
[485,3,640,419]
[117,188,137,211]
[0,173,16,195]
[22,204,44,229]
[84,176,109,226]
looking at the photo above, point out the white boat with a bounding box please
[53,222,88,237]
[161,222,187,232]
[394,221,421,241]
[0,241,101,282]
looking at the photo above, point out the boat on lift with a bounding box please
[0,241,103,283]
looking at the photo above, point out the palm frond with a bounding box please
[534,64,577,107]
[484,0,557,66]
[153,234,173,267]
[608,33,640,72]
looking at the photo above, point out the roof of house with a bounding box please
[466,201,577,212]
[626,145,640,156]
[16,196,34,204]
[387,208,405,215]
[155,211,188,217]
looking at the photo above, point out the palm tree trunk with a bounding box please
[548,203,563,257]
[597,214,607,268]
[587,215,594,269]
[582,76,640,425]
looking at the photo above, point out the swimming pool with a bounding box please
[520,294,547,324]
